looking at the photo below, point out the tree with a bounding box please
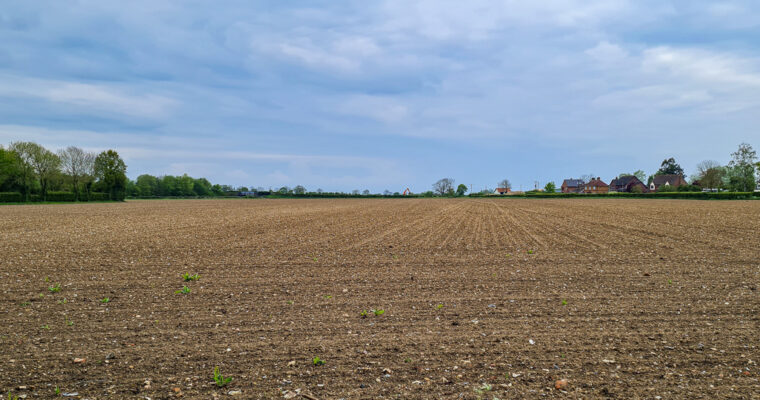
[433,178,454,196]
[31,146,60,201]
[136,174,159,197]
[178,175,195,196]
[362,189,370,195]
[498,179,511,190]
[544,182,556,193]
[0,146,21,191]
[456,184,468,196]
[728,143,757,192]
[656,157,684,176]
[633,170,647,183]
[193,178,212,196]
[580,174,595,184]
[695,160,725,191]
[383,189,391,196]
[58,146,96,201]
[94,150,127,201]
[8,141,40,201]
[294,185,306,194]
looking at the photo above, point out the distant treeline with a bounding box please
[1,141,127,203]
[127,174,230,198]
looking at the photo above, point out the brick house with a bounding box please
[581,177,609,194]
[561,179,584,193]
[494,187,510,195]
[650,174,688,191]
[609,175,648,193]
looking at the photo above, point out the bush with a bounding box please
[0,192,23,202]
[88,192,111,201]
[677,184,702,192]
[656,185,678,192]
[45,192,76,202]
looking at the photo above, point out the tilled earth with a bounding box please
[0,198,758,399]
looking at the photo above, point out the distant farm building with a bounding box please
[582,177,609,194]
[494,187,510,195]
[609,176,648,193]
[561,179,584,193]
[650,174,688,191]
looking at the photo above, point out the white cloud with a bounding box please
[335,95,409,124]
[586,41,629,64]
[0,75,177,118]
[593,85,712,110]
[278,42,359,72]
[642,46,760,87]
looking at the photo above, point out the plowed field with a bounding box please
[1,199,758,399]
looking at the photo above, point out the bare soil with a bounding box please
[1,199,758,399]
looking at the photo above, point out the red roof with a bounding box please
[585,178,608,187]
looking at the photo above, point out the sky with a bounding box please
[1,1,759,193]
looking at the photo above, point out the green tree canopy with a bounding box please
[94,150,127,201]
[8,141,40,201]
[456,183,468,196]
[656,158,684,176]
[0,146,22,191]
[728,143,757,192]
[544,182,556,193]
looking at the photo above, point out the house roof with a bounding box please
[562,179,583,187]
[652,174,685,186]
[585,178,608,187]
[494,187,509,193]
[610,175,641,187]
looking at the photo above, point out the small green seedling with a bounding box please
[175,286,191,294]
[182,273,200,282]
[287,300,294,305]
[436,304,444,310]
[360,310,368,318]
[527,250,535,255]
[8,391,19,400]
[65,316,74,326]
[213,366,232,387]
[49,283,62,293]
[404,358,411,363]
[39,293,45,298]
[57,298,67,304]
[44,276,50,282]
[55,386,60,396]
[312,256,318,261]
[42,324,50,330]
[100,297,110,303]
[324,295,332,299]
[474,383,492,394]
[20,302,30,307]
[668,279,672,285]
[561,299,567,306]
[373,309,385,316]
[312,356,325,366]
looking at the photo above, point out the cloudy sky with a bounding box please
[1,1,759,192]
